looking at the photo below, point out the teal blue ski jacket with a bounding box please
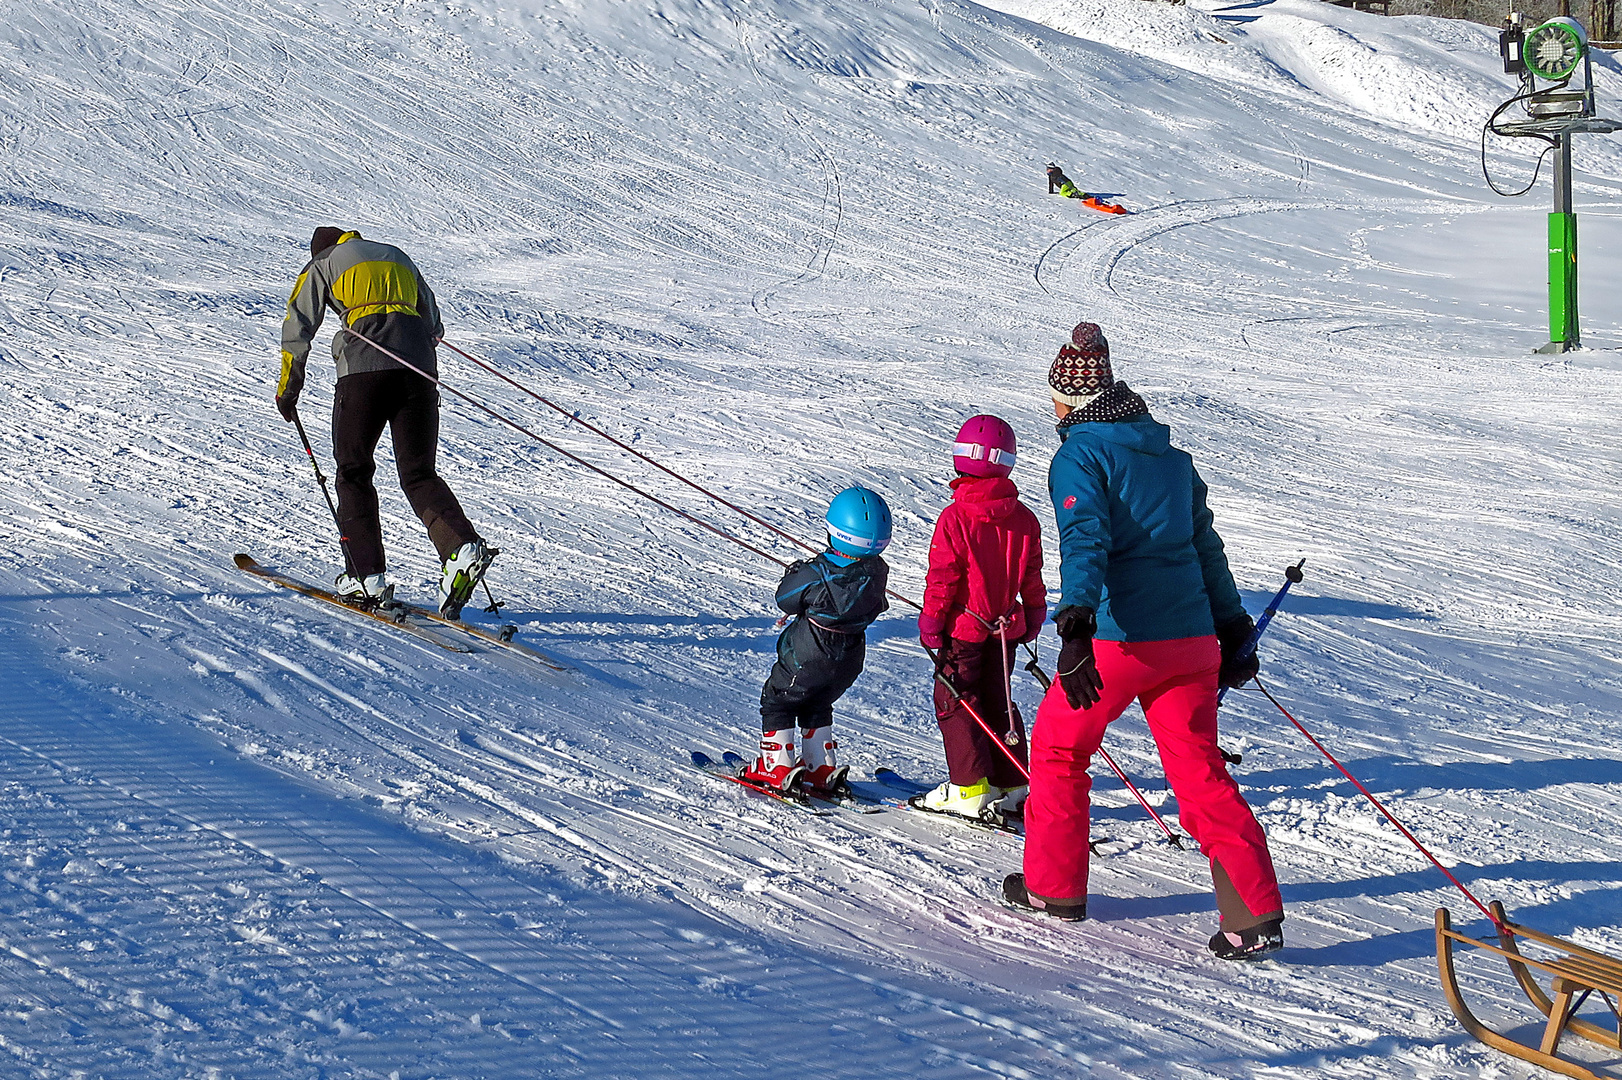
[1048,414,1246,642]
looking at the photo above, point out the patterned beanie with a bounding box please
[1048,322,1112,408]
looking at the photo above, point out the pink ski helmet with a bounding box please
[953,415,1017,478]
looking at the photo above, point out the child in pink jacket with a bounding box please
[917,415,1047,819]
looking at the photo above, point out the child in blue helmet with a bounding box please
[743,487,892,794]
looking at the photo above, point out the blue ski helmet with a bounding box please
[825,486,892,558]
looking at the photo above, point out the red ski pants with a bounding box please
[1023,636,1283,921]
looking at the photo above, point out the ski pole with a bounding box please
[1217,559,1306,704]
[1021,648,1186,849]
[923,646,1031,784]
[290,409,360,579]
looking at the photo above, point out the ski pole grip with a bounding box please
[1242,559,1307,658]
[1219,559,1305,704]
[922,644,951,687]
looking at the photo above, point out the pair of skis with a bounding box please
[235,554,569,672]
[689,750,1022,835]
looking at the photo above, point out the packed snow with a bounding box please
[2,0,1621,1076]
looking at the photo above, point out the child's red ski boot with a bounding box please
[739,729,806,793]
[798,725,848,795]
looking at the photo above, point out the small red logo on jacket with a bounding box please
[1063,496,1077,509]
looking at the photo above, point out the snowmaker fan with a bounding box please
[1523,16,1587,82]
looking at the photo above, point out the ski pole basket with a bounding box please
[1436,901,1622,1077]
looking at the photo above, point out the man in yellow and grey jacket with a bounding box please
[277,227,494,619]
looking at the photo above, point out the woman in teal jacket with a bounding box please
[1003,322,1286,961]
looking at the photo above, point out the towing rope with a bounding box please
[1254,677,1502,928]
[338,327,791,570]
[438,337,927,613]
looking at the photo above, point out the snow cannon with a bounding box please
[1487,11,1622,353]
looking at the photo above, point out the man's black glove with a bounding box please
[1053,606,1104,710]
[276,392,299,422]
[1215,614,1259,690]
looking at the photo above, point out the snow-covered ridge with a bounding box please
[988,0,1622,138]
[2,0,1621,1075]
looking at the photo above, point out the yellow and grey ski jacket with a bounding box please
[278,232,444,403]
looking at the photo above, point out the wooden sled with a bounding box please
[1437,901,1622,1077]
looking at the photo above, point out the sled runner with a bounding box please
[1436,901,1622,1078]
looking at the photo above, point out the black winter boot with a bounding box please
[1207,917,1283,961]
[1002,874,1087,921]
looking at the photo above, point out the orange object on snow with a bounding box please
[1080,196,1129,215]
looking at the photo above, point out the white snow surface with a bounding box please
[2,0,1622,1076]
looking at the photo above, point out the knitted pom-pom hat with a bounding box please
[1049,322,1112,408]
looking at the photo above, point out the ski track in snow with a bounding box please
[2,0,1622,1075]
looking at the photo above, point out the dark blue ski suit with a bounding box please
[760,551,889,732]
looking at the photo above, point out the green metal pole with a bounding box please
[1549,210,1578,346]
[1540,132,1580,353]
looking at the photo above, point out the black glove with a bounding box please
[276,392,299,422]
[1053,606,1103,710]
[1215,614,1259,690]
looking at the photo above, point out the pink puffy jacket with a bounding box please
[919,476,1047,645]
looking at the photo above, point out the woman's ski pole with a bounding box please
[1217,559,1305,704]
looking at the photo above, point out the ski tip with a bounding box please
[720,750,747,767]
[873,767,923,789]
[233,553,257,569]
[690,750,715,768]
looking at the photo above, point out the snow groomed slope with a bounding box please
[2,0,1622,1076]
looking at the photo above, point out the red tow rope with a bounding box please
[437,337,927,613]
[339,327,793,570]
[1253,678,1503,929]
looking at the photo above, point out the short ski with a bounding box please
[903,794,1022,836]
[875,768,1117,852]
[717,752,885,814]
[690,751,831,816]
[235,553,472,653]
[873,767,930,794]
[870,767,1021,834]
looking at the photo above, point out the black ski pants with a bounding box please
[332,368,479,577]
[759,635,866,733]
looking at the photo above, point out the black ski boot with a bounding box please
[1002,874,1087,921]
[1208,917,1284,961]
